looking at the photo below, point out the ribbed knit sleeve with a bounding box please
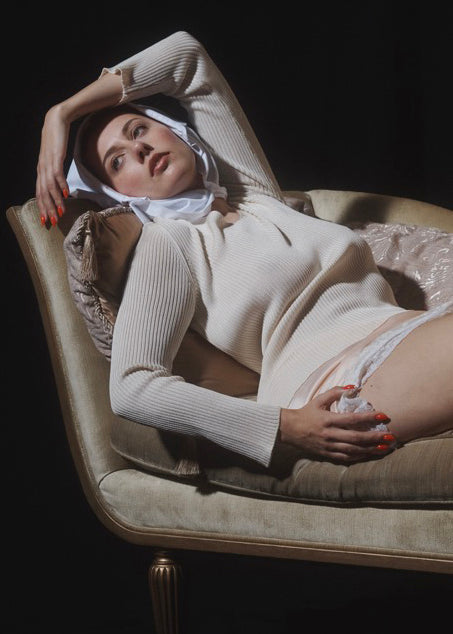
[102,30,283,202]
[109,223,282,467]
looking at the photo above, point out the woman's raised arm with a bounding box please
[101,31,283,204]
[37,31,283,225]
[36,72,123,225]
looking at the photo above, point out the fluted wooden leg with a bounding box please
[149,551,181,634]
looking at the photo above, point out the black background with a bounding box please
[3,2,452,632]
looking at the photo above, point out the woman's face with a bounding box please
[85,112,203,199]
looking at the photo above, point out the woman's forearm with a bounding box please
[106,31,282,200]
[55,71,123,124]
[110,223,281,467]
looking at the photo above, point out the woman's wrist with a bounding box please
[279,408,298,444]
[45,102,72,127]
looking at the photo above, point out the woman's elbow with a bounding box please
[109,372,132,418]
[110,389,126,418]
[173,30,203,50]
[108,365,169,418]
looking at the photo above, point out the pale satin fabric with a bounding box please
[66,103,227,224]
[288,301,453,436]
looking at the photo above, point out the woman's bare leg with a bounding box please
[359,312,453,442]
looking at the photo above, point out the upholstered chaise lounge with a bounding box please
[7,189,453,634]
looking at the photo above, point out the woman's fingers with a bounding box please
[315,384,362,410]
[314,387,396,462]
[311,422,397,463]
[316,426,396,463]
[36,172,68,227]
[39,174,69,226]
[315,385,392,432]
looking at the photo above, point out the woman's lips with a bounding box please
[150,152,170,176]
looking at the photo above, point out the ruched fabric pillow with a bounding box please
[64,206,143,359]
[347,220,453,310]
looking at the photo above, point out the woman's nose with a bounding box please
[132,141,153,161]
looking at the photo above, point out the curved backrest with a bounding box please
[7,198,129,520]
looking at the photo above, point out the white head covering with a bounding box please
[66,103,227,224]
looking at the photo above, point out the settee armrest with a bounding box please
[305,189,453,232]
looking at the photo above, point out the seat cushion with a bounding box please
[112,417,453,505]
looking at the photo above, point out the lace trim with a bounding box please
[337,300,453,439]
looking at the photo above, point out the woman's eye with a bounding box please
[132,125,146,139]
[111,155,124,171]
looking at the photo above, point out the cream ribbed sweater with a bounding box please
[108,31,406,466]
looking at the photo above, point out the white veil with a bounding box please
[66,103,227,224]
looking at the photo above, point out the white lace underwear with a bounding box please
[288,301,453,440]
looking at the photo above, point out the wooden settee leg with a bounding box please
[149,550,182,634]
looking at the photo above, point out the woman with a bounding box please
[36,31,453,467]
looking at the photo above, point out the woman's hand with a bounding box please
[279,386,396,463]
[36,104,71,226]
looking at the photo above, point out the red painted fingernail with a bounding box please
[342,384,356,390]
[63,188,69,199]
[376,444,390,452]
[383,434,396,442]
[57,205,63,217]
[375,413,390,421]
[50,216,57,226]
[40,215,46,226]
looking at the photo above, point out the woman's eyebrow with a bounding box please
[102,117,142,167]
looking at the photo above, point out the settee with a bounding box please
[7,189,453,634]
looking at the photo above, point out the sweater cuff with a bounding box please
[99,67,130,103]
[237,404,282,468]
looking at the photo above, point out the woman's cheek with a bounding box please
[165,158,195,193]
[116,169,150,197]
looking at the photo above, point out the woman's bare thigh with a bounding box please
[359,312,453,442]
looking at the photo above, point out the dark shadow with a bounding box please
[377,266,427,310]
[338,193,403,225]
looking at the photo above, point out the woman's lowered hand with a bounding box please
[279,386,395,463]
